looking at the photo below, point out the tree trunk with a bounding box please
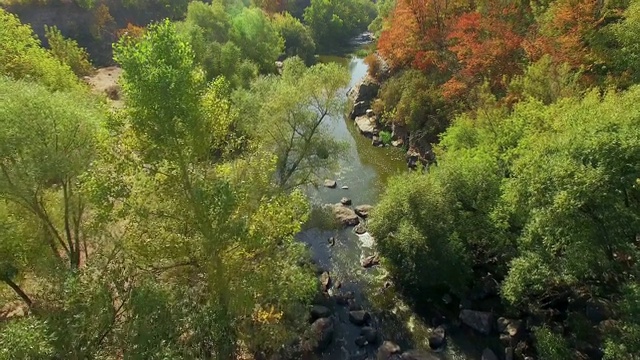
[3,278,32,307]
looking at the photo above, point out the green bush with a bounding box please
[534,327,572,360]
[379,130,392,145]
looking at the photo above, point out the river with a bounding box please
[296,53,492,360]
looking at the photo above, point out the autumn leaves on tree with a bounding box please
[376,0,634,105]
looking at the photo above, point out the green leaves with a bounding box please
[0,9,81,92]
[230,7,284,73]
[240,57,350,189]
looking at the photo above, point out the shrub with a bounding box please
[364,53,382,79]
[379,130,392,145]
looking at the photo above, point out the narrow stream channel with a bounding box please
[295,53,492,360]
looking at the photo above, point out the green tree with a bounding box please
[0,77,104,274]
[230,7,284,73]
[368,0,396,36]
[274,12,316,65]
[113,20,316,358]
[237,57,350,189]
[44,25,94,78]
[508,54,582,105]
[304,0,377,51]
[0,9,81,91]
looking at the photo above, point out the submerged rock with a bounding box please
[361,326,379,343]
[459,309,494,335]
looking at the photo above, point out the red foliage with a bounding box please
[446,5,524,99]
[378,0,468,71]
[523,0,602,70]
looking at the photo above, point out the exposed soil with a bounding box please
[83,66,123,107]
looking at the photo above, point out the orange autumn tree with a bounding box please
[523,0,606,72]
[444,4,525,99]
[378,0,470,72]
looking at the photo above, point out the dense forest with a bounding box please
[0,0,375,359]
[1,0,639,359]
[367,0,640,359]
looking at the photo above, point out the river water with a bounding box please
[295,54,490,360]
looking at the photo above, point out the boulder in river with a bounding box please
[354,222,368,235]
[349,310,371,326]
[324,179,337,188]
[428,326,447,350]
[459,309,494,335]
[355,205,373,218]
[341,197,352,206]
[302,317,334,352]
[320,271,331,291]
[310,305,332,321]
[355,115,378,137]
[361,254,380,268]
[377,341,401,360]
[332,204,360,226]
[348,76,380,104]
[351,101,369,119]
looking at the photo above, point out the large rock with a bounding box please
[377,341,401,360]
[341,197,352,206]
[459,309,494,335]
[320,271,331,291]
[428,326,447,350]
[351,101,369,119]
[306,317,334,352]
[310,305,332,321]
[324,179,337,188]
[361,254,380,268]
[355,205,374,218]
[349,310,371,326]
[352,76,380,104]
[332,204,360,226]
[355,115,378,137]
[401,349,439,360]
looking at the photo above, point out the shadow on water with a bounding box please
[296,41,493,360]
